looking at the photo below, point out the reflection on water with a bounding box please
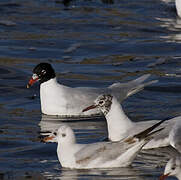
[39,115,107,143]
[43,166,147,180]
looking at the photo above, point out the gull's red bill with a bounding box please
[43,136,55,142]
[27,74,39,88]
[82,104,98,112]
[159,173,170,180]
[27,77,39,88]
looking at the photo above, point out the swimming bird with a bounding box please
[82,94,181,149]
[43,119,165,169]
[27,63,156,117]
[159,121,181,180]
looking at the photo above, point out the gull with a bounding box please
[43,119,165,169]
[159,121,181,180]
[82,94,181,149]
[27,63,156,117]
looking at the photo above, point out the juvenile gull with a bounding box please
[43,120,165,169]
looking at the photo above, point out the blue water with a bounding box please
[0,0,180,179]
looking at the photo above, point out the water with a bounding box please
[0,0,181,179]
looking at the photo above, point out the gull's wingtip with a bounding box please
[133,118,167,141]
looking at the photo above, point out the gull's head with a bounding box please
[43,125,76,145]
[82,94,113,116]
[27,63,56,88]
[159,157,181,180]
[56,125,76,145]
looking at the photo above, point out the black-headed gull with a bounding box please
[43,119,165,169]
[82,94,181,149]
[159,121,181,180]
[27,63,156,117]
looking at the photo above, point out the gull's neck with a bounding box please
[105,97,134,141]
[40,77,59,88]
[57,138,77,168]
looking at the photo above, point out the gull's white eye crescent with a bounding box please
[32,73,38,80]
[42,70,46,75]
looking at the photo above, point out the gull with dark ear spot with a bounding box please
[27,63,157,117]
[83,94,181,149]
[43,120,165,169]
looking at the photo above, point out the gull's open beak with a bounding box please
[43,135,56,142]
[82,104,98,112]
[159,173,170,180]
[27,74,39,88]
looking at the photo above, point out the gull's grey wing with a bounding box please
[75,74,157,103]
[151,117,181,142]
[75,140,138,166]
[133,117,179,142]
[108,74,157,101]
[75,118,166,166]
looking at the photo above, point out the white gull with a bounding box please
[27,63,156,117]
[43,120,164,169]
[82,94,181,149]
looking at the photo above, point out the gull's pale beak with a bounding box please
[43,135,55,142]
[27,74,39,88]
[159,173,170,180]
[82,104,98,112]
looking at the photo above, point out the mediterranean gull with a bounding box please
[27,63,156,117]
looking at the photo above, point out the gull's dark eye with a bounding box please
[62,133,66,137]
[99,100,104,105]
[171,166,175,170]
[53,132,57,136]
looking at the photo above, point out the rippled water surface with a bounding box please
[0,0,181,179]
